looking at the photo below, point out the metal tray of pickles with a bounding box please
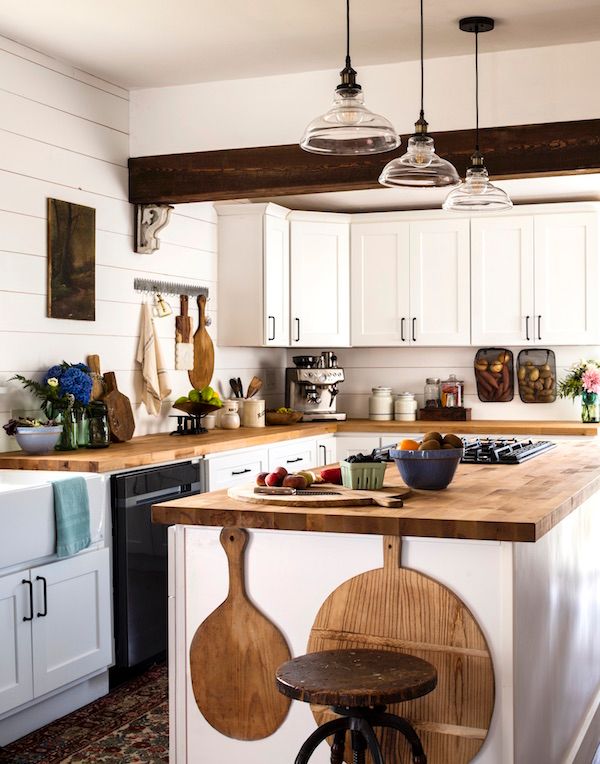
[516,349,557,403]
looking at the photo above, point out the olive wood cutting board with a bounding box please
[103,371,135,442]
[228,484,412,508]
[188,294,214,390]
[307,536,495,764]
[189,527,291,740]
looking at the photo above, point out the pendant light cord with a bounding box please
[419,0,424,119]
[475,30,480,152]
[345,0,351,68]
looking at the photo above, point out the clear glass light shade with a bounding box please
[378,135,460,188]
[443,166,513,211]
[300,88,400,155]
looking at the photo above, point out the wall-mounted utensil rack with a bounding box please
[133,278,209,299]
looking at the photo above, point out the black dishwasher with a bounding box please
[111,461,206,670]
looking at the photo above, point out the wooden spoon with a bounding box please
[189,527,291,740]
[246,376,263,399]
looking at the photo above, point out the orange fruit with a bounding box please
[398,438,420,450]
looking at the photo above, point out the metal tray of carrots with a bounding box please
[474,348,514,402]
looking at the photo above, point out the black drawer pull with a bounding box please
[294,317,300,342]
[525,315,530,341]
[286,457,303,464]
[538,315,542,340]
[36,576,48,617]
[412,317,417,342]
[400,317,406,342]
[319,444,327,465]
[231,468,251,476]
[268,315,276,342]
[22,579,33,622]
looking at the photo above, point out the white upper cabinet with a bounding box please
[290,213,350,347]
[471,216,535,346]
[471,208,599,346]
[217,203,290,347]
[409,219,471,346]
[534,212,599,345]
[351,218,469,346]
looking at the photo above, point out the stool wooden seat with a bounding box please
[276,649,437,764]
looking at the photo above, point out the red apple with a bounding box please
[265,472,282,487]
[282,474,308,490]
[256,472,269,486]
[320,467,342,485]
[274,466,288,479]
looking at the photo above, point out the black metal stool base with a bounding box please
[294,705,426,764]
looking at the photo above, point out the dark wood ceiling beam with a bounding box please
[128,119,600,205]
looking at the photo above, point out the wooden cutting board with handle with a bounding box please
[175,295,194,371]
[188,294,214,390]
[308,536,494,764]
[103,371,135,442]
[189,527,291,740]
[87,354,104,400]
[228,484,411,508]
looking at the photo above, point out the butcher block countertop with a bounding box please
[0,419,596,473]
[152,440,600,543]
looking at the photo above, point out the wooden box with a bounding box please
[419,407,472,421]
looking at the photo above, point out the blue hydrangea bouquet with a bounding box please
[12,362,93,419]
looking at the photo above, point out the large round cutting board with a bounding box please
[307,536,495,764]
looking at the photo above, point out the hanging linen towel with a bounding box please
[53,477,91,558]
[137,302,172,415]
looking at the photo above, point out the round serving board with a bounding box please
[228,484,411,508]
[307,536,495,764]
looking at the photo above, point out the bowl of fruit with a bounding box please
[173,386,223,417]
[389,432,464,490]
[265,407,303,426]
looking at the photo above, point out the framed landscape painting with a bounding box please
[47,198,96,321]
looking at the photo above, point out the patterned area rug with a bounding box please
[0,664,168,763]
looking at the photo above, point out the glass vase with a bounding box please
[581,391,599,423]
[51,402,78,451]
[75,407,89,447]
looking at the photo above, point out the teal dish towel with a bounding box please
[53,477,91,558]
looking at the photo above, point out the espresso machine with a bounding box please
[285,352,346,421]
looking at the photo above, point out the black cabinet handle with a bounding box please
[286,457,303,464]
[231,468,251,476]
[22,579,33,622]
[538,315,542,340]
[36,576,47,618]
[525,315,530,341]
[268,315,276,342]
[319,444,327,465]
[412,317,417,342]
[294,317,300,342]
[400,317,406,342]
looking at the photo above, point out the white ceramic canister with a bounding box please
[217,399,242,427]
[394,392,418,421]
[203,413,217,430]
[220,401,240,429]
[369,387,394,421]
[241,398,265,428]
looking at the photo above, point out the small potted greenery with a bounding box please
[558,359,600,423]
[3,417,63,454]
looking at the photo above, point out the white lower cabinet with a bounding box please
[315,436,335,467]
[268,438,317,474]
[207,448,269,492]
[0,548,111,716]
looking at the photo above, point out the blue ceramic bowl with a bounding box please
[389,448,463,490]
[15,426,63,454]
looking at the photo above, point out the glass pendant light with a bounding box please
[443,18,513,211]
[300,0,400,155]
[379,0,459,188]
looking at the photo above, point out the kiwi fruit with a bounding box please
[419,439,441,450]
[442,433,463,449]
[422,431,443,444]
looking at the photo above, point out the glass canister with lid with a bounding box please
[441,374,464,408]
[424,378,441,408]
[369,387,394,421]
[394,392,417,421]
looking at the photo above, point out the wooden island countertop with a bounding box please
[152,439,600,543]
[0,418,596,473]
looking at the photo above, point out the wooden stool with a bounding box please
[276,648,437,764]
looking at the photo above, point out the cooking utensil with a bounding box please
[189,527,291,740]
[246,376,262,398]
[103,371,135,442]
[175,295,194,371]
[229,484,410,508]
[236,377,243,397]
[307,536,494,763]
[188,294,214,391]
[87,355,104,401]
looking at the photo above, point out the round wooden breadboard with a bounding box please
[307,536,495,764]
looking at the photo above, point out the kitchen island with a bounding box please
[154,440,600,764]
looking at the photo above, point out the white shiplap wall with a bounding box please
[0,36,285,452]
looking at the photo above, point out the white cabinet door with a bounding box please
[534,213,600,345]
[31,548,111,698]
[264,213,290,346]
[315,436,336,467]
[351,222,411,346]
[471,216,535,346]
[268,439,318,473]
[207,448,269,492]
[409,220,471,346]
[290,220,350,347]
[0,572,34,714]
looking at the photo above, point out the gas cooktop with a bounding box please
[461,438,556,465]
